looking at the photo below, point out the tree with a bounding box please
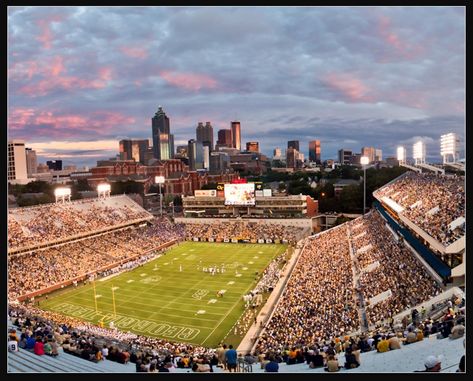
[339,184,363,213]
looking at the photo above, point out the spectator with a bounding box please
[225,345,238,372]
[419,355,442,372]
[264,355,279,373]
[34,337,45,355]
[324,355,341,372]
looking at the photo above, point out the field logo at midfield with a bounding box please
[192,289,209,300]
[140,276,162,284]
[52,303,200,341]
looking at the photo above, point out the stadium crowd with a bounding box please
[374,172,465,245]
[184,222,303,244]
[8,196,152,250]
[348,212,443,325]
[8,220,184,301]
[255,225,359,355]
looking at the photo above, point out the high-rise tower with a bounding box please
[231,121,241,151]
[151,106,171,160]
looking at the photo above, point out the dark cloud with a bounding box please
[8,6,465,167]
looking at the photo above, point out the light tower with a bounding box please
[397,146,406,165]
[54,187,71,204]
[155,176,165,217]
[440,133,459,164]
[97,183,111,199]
[360,156,370,216]
[413,141,426,165]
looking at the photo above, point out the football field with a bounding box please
[39,242,287,348]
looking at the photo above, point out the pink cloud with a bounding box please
[35,15,66,49]
[377,15,425,61]
[324,73,374,102]
[120,46,148,59]
[160,70,218,91]
[16,65,113,96]
[8,107,135,138]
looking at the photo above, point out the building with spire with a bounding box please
[151,106,171,160]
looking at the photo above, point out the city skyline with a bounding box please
[8,6,465,167]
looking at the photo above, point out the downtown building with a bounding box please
[119,139,150,164]
[308,140,321,164]
[151,106,174,160]
[196,121,214,151]
[231,121,241,151]
[8,140,28,184]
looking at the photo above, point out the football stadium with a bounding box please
[7,171,465,373]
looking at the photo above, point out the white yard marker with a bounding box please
[248,261,254,264]
[126,280,134,283]
[140,273,147,277]
[208,299,217,304]
[242,267,248,270]
[235,274,242,277]
[95,295,102,298]
[196,310,206,315]
[227,281,235,285]
[254,256,259,259]
[258,251,263,254]
[111,287,119,291]
[164,263,169,265]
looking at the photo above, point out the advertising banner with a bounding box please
[258,239,265,243]
[224,238,230,243]
[193,237,199,242]
[208,238,215,242]
[195,190,217,197]
[266,239,272,244]
[231,238,238,243]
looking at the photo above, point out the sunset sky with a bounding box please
[8,6,465,168]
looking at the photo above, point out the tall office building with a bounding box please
[47,160,63,171]
[246,141,259,153]
[338,149,353,165]
[210,152,229,173]
[286,147,297,168]
[196,121,214,151]
[309,140,321,164]
[188,139,204,171]
[288,140,300,152]
[119,139,149,164]
[203,146,210,170]
[217,129,233,148]
[231,121,241,151]
[375,148,383,162]
[151,106,171,160]
[169,134,175,159]
[273,147,282,158]
[175,145,188,158]
[25,148,38,177]
[8,140,28,183]
[361,147,376,163]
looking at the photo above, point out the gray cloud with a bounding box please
[8,6,465,167]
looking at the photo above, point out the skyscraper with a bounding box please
[151,106,171,160]
[273,147,282,158]
[338,149,353,165]
[47,160,62,171]
[361,147,376,163]
[196,122,214,151]
[25,148,37,178]
[231,121,241,151]
[288,140,300,152]
[286,147,297,169]
[309,140,321,164]
[246,141,259,152]
[119,139,149,164]
[188,139,204,171]
[8,140,28,183]
[217,129,233,148]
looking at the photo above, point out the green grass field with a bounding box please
[39,242,287,348]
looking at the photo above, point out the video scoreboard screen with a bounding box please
[224,183,256,205]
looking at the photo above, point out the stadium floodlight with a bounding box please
[155,176,165,217]
[440,133,458,164]
[97,183,111,199]
[360,156,369,217]
[397,146,406,163]
[54,187,71,203]
[413,141,425,164]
